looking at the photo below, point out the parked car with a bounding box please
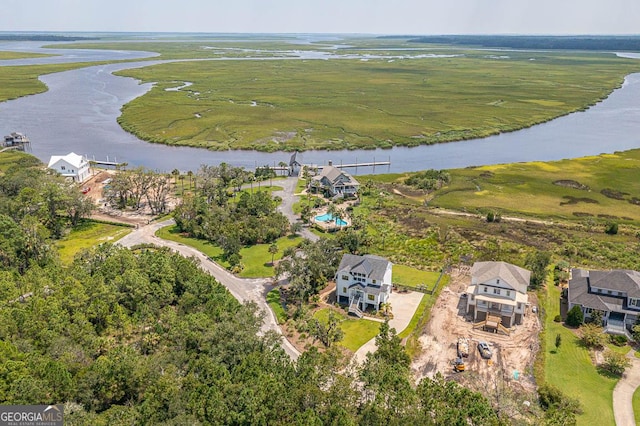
[478,341,492,359]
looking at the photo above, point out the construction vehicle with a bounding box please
[457,337,469,358]
[453,357,466,372]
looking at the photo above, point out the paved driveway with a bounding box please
[613,351,640,426]
[353,290,424,364]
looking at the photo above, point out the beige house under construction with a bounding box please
[465,261,531,328]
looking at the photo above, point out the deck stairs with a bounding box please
[349,295,364,318]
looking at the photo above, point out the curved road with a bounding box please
[613,351,640,426]
[117,218,301,360]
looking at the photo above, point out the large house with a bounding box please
[47,152,90,183]
[568,268,640,337]
[311,165,359,197]
[336,254,392,317]
[465,261,531,328]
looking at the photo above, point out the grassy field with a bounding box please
[313,308,381,352]
[392,264,442,289]
[155,224,302,278]
[113,51,640,152]
[543,284,617,425]
[428,149,640,223]
[634,386,640,426]
[0,51,52,60]
[56,221,132,265]
[267,289,287,324]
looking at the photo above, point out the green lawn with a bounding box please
[544,284,618,426]
[314,308,382,352]
[56,221,132,265]
[155,224,302,278]
[267,289,287,324]
[393,264,442,290]
[634,385,640,426]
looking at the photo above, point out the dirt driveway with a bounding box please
[412,267,541,394]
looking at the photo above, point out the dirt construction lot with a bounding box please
[412,267,541,394]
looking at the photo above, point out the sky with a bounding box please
[4,0,640,35]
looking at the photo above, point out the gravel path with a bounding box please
[118,219,301,360]
[272,177,319,242]
[613,350,640,426]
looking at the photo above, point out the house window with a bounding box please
[470,295,474,301]
[483,287,488,293]
[342,275,349,280]
[517,303,521,309]
[373,279,377,284]
[584,307,593,314]
[61,166,66,170]
[342,287,347,294]
[368,294,375,301]
[506,290,511,297]
[493,288,500,295]
[496,279,500,284]
[608,290,612,295]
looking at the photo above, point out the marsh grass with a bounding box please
[113,52,640,152]
[431,149,640,222]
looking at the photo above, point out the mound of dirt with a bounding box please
[553,180,590,191]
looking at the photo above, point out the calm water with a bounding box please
[1,42,639,173]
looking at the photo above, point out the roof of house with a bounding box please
[338,254,391,282]
[471,261,530,294]
[289,151,303,167]
[315,165,359,186]
[569,269,640,312]
[48,152,87,169]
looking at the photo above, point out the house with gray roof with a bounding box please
[336,254,392,317]
[311,165,359,197]
[465,261,531,328]
[568,268,640,337]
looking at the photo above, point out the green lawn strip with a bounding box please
[155,224,226,264]
[56,221,132,265]
[238,235,303,278]
[155,224,302,278]
[0,51,53,60]
[634,385,640,426]
[393,264,441,289]
[313,308,382,352]
[544,284,617,426]
[605,342,632,356]
[267,289,287,324]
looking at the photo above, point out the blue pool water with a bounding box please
[315,213,348,226]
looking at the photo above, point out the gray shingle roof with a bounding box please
[318,165,359,186]
[338,254,390,282]
[471,261,530,294]
[569,268,640,312]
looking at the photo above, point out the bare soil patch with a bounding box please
[412,267,541,394]
[553,179,590,191]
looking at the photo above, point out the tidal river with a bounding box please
[1,43,639,174]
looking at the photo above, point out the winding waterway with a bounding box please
[1,42,639,173]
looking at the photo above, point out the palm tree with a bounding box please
[278,161,288,176]
[171,169,180,186]
[268,243,279,265]
[187,171,194,190]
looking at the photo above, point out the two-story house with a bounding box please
[465,261,531,328]
[568,268,640,336]
[47,152,90,183]
[336,254,392,317]
[311,165,359,197]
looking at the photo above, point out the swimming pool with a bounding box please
[315,213,348,226]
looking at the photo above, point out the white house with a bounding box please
[47,153,90,183]
[465,261,530,328]
[336,254,392,317]
[312,165,359,197]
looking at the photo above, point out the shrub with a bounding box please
[565,305,584,327]
[553,315,562,323]
[538,384,582,414]
[486,212,495,223]
[580,323,605,348]
[609,334,628,347]
[605,222,618,235]
[602,350,631,375]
